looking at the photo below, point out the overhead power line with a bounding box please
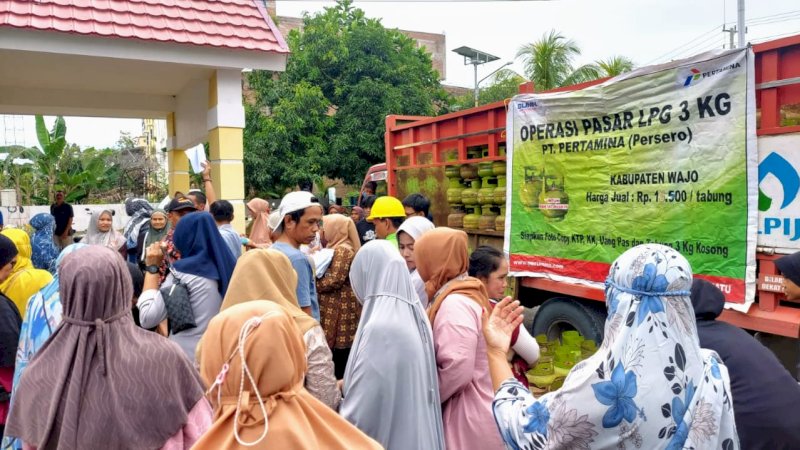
[744,9,800,25]
[644,24,723,66]
[750,30,800,44]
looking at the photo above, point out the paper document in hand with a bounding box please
[313,248,335,278]
[184,144,205,173]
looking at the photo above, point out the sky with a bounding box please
[3,0,799,150]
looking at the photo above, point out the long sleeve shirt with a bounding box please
[303,326,342,411]
[137,271,222,363]
[433,293,504,450]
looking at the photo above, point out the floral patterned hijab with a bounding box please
[30,213,59,273]
[492,244,739,450]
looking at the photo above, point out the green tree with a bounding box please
[588,55,635,78]
[59,146,117,203]
[516,30,597,91]
[0,145,38,205]
[245,81,334,194]
[32,115,69,203]
[244,0,447,192]
[452,69,527,109]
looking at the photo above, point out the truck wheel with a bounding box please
[531,298,606,344]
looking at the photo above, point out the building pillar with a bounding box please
[208,70,246,233]
[166,112,190,195]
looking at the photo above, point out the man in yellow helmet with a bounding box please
[367,196,406,248]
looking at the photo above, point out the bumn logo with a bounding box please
[759,151,800,241]
[683,68,701,87]
[682,62,741,87]
[758,152,799,212]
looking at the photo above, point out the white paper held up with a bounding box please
[185,144,205,174]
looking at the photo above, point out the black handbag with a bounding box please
[160,265,197,333]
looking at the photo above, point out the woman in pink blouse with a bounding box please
[415,228,504,450]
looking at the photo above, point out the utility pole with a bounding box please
[722,0,746,49]
[737,0,745,48]
[723,25,737,49]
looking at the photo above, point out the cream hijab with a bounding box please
[193,301,382,450]
[220,249,317,335]
[323,214,361,251]
[414,227,490,324]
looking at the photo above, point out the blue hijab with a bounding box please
[30,213,60,273]
[172,212,236,296]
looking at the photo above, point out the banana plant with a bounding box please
[0,145,38,206]
[33,115,68,203]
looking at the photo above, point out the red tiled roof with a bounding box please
[0,0,288,53]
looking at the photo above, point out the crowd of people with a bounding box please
[0,175,798,449]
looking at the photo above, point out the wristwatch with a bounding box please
[145,265,160,274]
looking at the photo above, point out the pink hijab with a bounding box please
[247,198,272,246]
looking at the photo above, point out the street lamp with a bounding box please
[477,61,513,103]
[452,46,504,107]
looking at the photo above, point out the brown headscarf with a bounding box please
[414,227,490,324]
[5,246,204,450]
[221,249,317,335]
[193,301,382,450]
[351,206,365,222]
[323,214,361,252]
[247,198,272,246]
[328,204,345,215]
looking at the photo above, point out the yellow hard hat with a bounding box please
[367,196,405,220]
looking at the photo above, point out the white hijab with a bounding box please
[396,216,435,307]
[492,244,739,449]
[83,210,124,250]
[341,240,445,450]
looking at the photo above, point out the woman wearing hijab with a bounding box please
[350,206,364,224]
[2,243,87,450]
[216,249,342,410]
[137,209,170,268]
[317,214,361,378]
[484,244,739,450]
[414,227,502,450]
[83,209,125,255]
[246,198,272,248]
[29,214,59,274]
[469,246,539,387]
[193,301,381,449]
[341,240,445,449]
[123,198,153,264]
[5,246,212,450]
[0,234,22,437]
[396,216,435,308]
[691,279,800,449]
[138,212,236,362]
[0,229,52,317]
[328,204,346,215]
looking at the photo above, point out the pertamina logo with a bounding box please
[682,62,741,87]
[683,68,701,86]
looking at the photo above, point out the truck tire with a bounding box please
[531,298,606,344]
